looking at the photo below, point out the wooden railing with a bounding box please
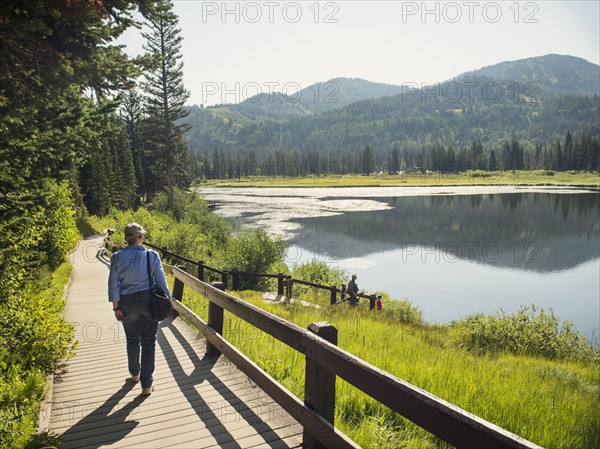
[144,241,378,307]
[104,237,544,449]
[166,265,543,449]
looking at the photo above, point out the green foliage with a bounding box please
[222,230,286,289]
[0,3,165,446]
[291,259,347,302]
[453,305,599,363]
[91,189,232,269]
[377,293,423,325]
[152,190,230,246]
[91,194,285,290]
[0,180,78,300]
[0,365,45,449]
[0,262,75,449]
[39,180,80,269]
[186,78,600,180]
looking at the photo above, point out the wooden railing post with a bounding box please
[197,260,205,282]
[172,266,186,301]
[221,270,228,290]
[285,275,293,303]
[206,281,225,357]
[277,272,284,296]
[232,268,239,291]
[369,294,376,310]
[304,322,338,449]
[330,285,337,305]
[170,266,186,318]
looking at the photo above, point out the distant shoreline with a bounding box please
[198,184,599,196]
[200,171,600,190]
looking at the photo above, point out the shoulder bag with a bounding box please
[147,251,173,321]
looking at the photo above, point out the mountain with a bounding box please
[461,54,600,97]
[185,55,600,167]
[229,77,406,118]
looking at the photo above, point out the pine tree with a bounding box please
[563,131,573,170]
[121,87,147,201]
[362,145,376,174]
[488,150,497,171]
[142,0,191,210]
[389,147,400,174]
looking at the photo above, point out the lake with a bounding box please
[198,186,600,341]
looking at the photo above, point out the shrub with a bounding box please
[453,305,599,363]
[377,293,423,325]
[290,259,347,304]
[222,230,286,290]
[39,180,80,269]
[0,263,75,449]
[469,170,493,178]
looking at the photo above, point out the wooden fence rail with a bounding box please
[143,241,375,306]
[105,237,543,449]
[166,264,542,449]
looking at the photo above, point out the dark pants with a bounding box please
[119,290,158,389]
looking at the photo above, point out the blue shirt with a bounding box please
[108,245,172,302]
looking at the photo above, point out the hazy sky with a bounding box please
[119,1,600,105]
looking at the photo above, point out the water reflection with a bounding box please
[291,193,600,273]
[200,187,599,338]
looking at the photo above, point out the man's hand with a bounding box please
[112,301,124,321]
[114,308,124,322]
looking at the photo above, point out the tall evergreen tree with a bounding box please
[389,147,400,173]
[488,150,498,171]
[362,145,376,174]
[563,131,573,170]
[121,87,147,201]
[142,0,191,210]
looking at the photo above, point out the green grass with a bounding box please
[174,281,600,449]
[203,170,600,188]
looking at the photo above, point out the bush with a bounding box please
[39,180,80,269]
[469,170,493,178]
[453,305,598,363]
[222,230,286,290]
[377,293,423,325]
[0,263,75,448]
[290,259,347,304]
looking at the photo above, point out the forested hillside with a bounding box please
[465,54,600,96]
[186,70,600,178]
[230,77,407,118]
[184,55,600,179]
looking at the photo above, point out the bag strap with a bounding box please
[146,250,153,290]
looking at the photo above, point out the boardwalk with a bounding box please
[48,235,303,449]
